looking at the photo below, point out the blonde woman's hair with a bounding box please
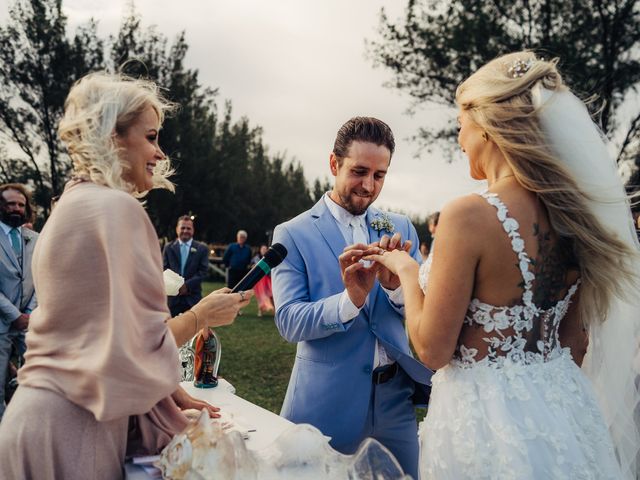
[456,51,637,326]
[59,72,176,196]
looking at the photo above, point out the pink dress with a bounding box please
[0,182,187,479]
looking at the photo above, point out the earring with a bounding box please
[482,132,489,142]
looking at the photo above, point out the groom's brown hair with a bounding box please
[332,117,395,164]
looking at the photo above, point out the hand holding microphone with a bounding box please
[183,243,286,341]
[191,287,252,329]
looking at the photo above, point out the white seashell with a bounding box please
[156,410,408,479]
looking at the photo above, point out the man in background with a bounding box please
[163,215,210,318]
[0,184,38,420]
[222,230,252,289]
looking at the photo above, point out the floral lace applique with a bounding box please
[419,191,580,369]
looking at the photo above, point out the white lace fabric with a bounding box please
[455,192,580,368]
[417,191,622,479]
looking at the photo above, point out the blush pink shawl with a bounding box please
[19,182,183,424]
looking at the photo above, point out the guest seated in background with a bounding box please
[163,215,210,318]
[0,72,251,479]
[251,244,275,317]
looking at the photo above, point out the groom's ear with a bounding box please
[329,153,338,176]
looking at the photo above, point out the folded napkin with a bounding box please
[163,269,185,296]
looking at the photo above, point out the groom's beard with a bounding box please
[338,191,375,216]
[0,210,26,228]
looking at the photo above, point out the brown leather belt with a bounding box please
[372,363,398,384]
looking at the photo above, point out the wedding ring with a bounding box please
[239,291,245,301]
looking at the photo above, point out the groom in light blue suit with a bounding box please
[272,117,432,479]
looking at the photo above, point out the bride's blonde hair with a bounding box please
[59,72,176,196]
[456,51,637,326]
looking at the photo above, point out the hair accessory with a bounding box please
[507,58,535,78]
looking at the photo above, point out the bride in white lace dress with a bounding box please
[367,52,640,479]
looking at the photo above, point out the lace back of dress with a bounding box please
[454,192,580,368]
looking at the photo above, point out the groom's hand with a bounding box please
[375,233,412,290]
[339,243,379,308]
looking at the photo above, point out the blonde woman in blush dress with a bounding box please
[367,52,640,479]
[0,73,251,479]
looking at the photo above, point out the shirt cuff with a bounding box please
[382,285,404,307]
[339,290,362,323]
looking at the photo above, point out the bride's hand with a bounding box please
[371,233,414,288]
[365,247,417,277]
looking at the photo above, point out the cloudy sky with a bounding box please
[2,0,484,216]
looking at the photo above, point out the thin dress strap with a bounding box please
[476,191,536,306]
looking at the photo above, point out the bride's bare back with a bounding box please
[452,183,584,366]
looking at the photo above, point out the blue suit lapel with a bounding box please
[311,200,346,262]
[171,241,182,271]
[0,231,19,270]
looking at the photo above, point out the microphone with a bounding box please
[230,243,288,292]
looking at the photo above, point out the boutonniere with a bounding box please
[370,213,395,234]
[190,247,197,253]
[24,236,31,245]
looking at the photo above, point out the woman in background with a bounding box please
[252,244,275,317]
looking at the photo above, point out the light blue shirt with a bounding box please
[0,221,21,255]
[0,221,20,239]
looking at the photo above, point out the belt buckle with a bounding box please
[373,363,396,384]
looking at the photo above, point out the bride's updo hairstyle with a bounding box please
[59,72,176,195]
[456,51,636,326]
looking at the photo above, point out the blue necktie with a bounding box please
[350,218,368,245]
[180,243,189,276]
[9,228,21,256]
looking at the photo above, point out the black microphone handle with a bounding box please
[230,264,268,293]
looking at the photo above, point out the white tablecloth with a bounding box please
[125,379,293,479]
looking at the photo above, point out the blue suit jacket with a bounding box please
[163,240,209,309]
[272,199,433,446]
[0,227,38,334]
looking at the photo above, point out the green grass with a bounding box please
[202,281,295,414]
[202,281,427,423]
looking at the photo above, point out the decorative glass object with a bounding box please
[178,328,221,386]
[178,340,196,382]
[193,328,221,388]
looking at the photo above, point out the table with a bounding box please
[125,379,293,479]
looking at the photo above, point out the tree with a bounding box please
[0,2,317,235]
[111,10,314,244]
[312,177,333,202]
[369,0,640,177]
[0,0,103,214]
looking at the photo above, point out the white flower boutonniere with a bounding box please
[190,247,197,254]
[370,213,395,234]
